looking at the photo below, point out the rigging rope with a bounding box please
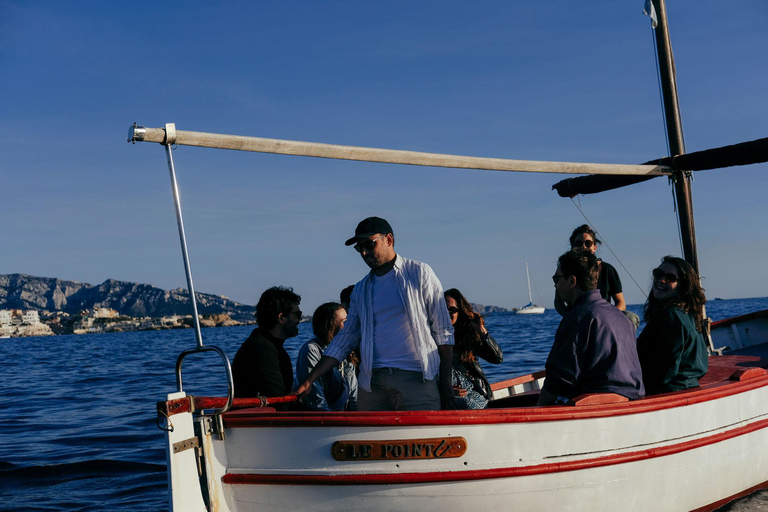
[651,24,687,261]
[568,198,647,299]
[530,267,545,306]
[651,28,670,158]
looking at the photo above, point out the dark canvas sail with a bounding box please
[552,136,768,197]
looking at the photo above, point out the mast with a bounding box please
[526,262,533,304]
[652,0,699,272]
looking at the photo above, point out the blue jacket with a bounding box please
[544,290,645,400]
[295,338,358,411]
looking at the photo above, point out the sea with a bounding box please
[2,296,768,511]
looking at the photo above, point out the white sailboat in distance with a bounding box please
[515,262,545,315]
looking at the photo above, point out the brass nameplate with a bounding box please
[331,437,466,461]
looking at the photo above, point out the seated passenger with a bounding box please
[231,286,301,406]
[295,302,358,411]
[554,225,626,313]
[339,285,355,311]
[444,288,503,409]
[555,224,639,330]
[539,249,644,405]
[637,256,708,395]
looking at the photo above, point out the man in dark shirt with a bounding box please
[539,249,644,405]
[232,286,301,400]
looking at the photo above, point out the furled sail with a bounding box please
[552,136,768,197]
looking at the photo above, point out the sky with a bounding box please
[2,1,767,314]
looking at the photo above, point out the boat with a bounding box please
[515,262,545,315]
[133,1,768,510]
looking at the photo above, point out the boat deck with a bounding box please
[699,351,768,385]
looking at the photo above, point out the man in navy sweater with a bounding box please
[539,249,645,405]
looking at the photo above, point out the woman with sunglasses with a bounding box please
[637,256,708,395]
[444,288,503,409]
[555,225,627,316]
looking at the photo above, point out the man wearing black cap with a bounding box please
[296,217,456,411]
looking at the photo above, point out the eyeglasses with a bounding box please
[552,273,566,284]
[652,268,679,284]
[447,307,459,315]
[572,240,595,249]
[354,234,386,253]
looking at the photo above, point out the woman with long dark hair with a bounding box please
[444,288,503,409]
[637,256,708,395]
[295,302,358,411]
[555,225,626,315]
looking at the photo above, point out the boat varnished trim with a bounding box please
[711,308,768,329]
[490,370,547,391]
[220,372,768,428]
[220,415,768,486]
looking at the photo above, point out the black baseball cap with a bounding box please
[344,217,394,246]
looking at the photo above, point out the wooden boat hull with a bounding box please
[163,350,768,512]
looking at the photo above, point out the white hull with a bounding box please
[515,306,545,315]
[710,309,768,353]
[161,332,768,512]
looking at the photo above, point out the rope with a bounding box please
[569,198,647,299]
[529,267,545,306]
[671,176,685,256]
[651,18,688,259]
[651,28,670,158]
[156,408,174,432]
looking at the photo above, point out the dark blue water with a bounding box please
[2,297,767,511]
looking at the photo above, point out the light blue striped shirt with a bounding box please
[324,255,454,392]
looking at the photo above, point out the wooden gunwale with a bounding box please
[220,372,768,428]
[711,308,768,329]
[490,369,546,391]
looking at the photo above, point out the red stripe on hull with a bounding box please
[222,417,768,486]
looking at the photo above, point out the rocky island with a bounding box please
[0,274,256,336]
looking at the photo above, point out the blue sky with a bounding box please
[2,1,766,313]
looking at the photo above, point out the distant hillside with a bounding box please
[471,303,512,314]
[0,274,255,323]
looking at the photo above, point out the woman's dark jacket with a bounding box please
[457,332,503,399]
[637,307,708,395]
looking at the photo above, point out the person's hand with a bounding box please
[293,380,311,399]
[453,386,468,397]
[470,314,487,335]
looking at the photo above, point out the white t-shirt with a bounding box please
[371,270,421,371]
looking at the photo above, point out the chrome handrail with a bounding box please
[176,345,235,416]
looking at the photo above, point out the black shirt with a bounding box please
[597,260,623,301]
[231,327,294,400]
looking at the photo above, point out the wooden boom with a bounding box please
[129,123,671,177]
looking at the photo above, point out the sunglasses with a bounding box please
[354,234,386,253]
[652,268,679,284]
[447,307,459,315]
[552,273,566,284]
[572,240,595,249]
[289,309,303,319]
